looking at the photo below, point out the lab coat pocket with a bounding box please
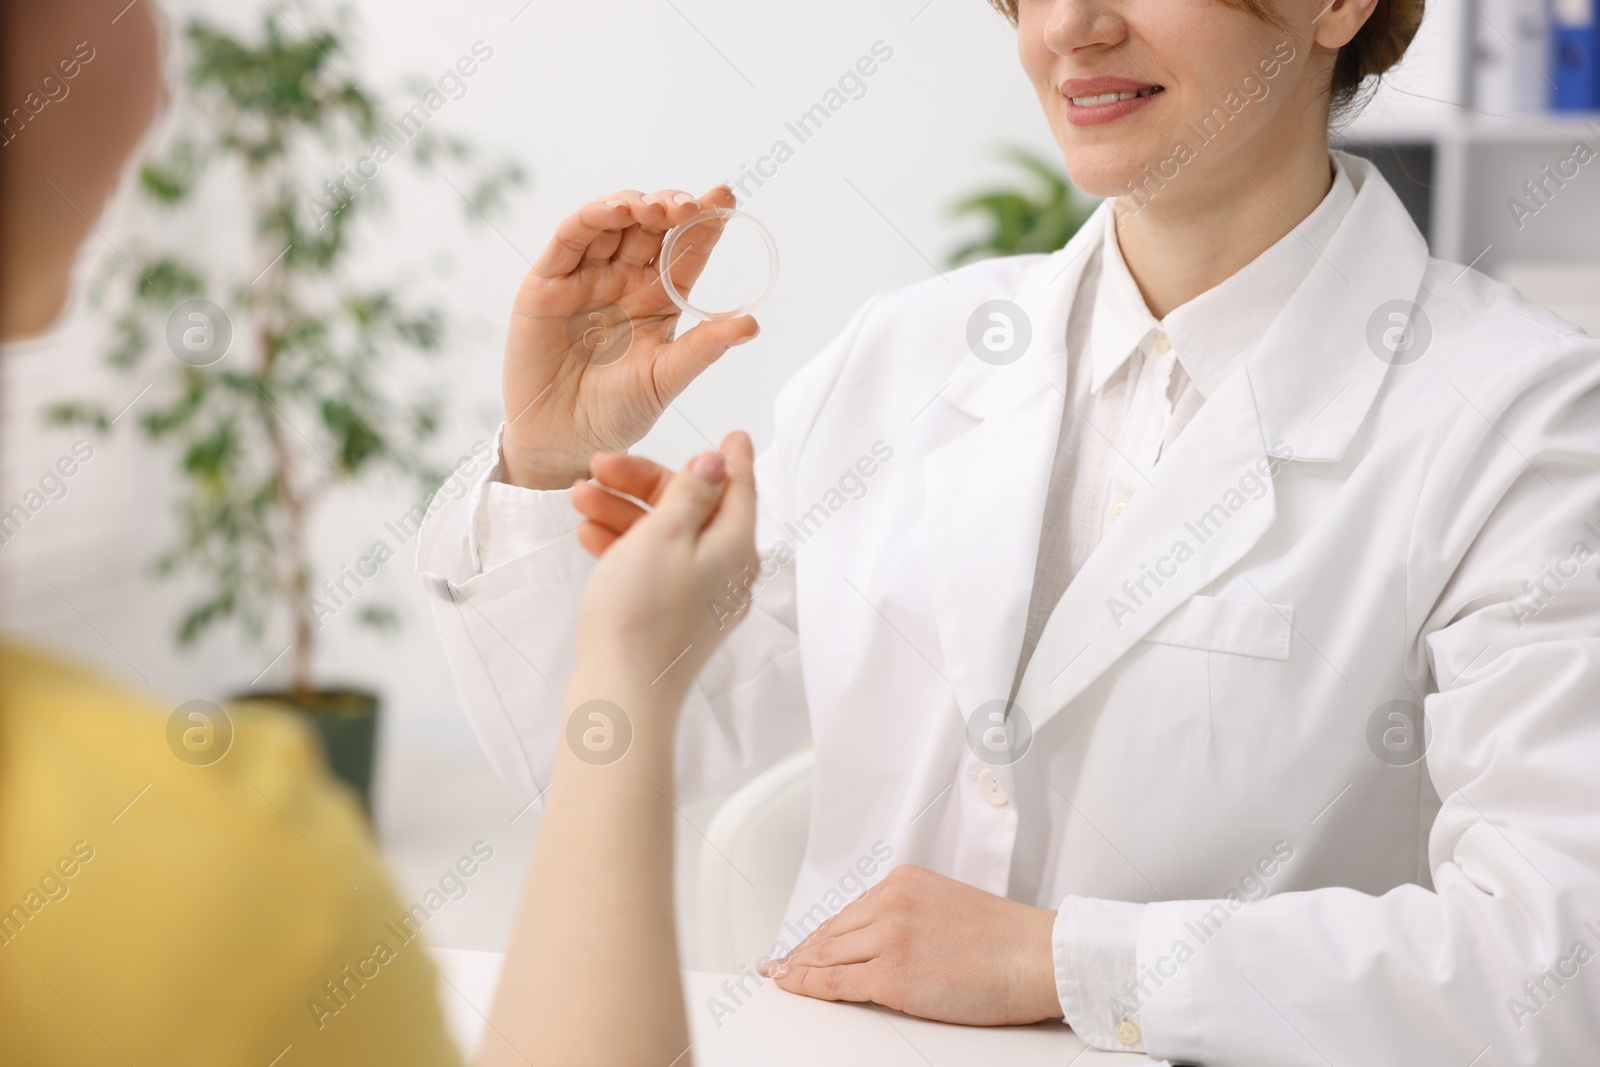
[1141,594,1293,660]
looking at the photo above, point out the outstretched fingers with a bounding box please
[533,191,702,279]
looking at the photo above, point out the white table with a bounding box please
[428,947,1159,1066]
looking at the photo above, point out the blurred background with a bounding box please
[3,0,1596,961]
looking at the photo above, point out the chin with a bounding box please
[1057,142,1164,202]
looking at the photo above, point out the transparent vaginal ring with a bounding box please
[658,207,779,321]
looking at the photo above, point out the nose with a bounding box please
[1042,0,1127,54]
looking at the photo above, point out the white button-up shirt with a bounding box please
[1011,157,1355,704]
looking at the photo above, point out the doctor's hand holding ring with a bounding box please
[501,184,760,491]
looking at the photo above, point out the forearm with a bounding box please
[479,669,691,1067]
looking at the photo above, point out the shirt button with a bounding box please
[976,768,1009,807]
[1110,500,1127,519]
[1154,332,1171,353]
[1114,1018,1142,1046]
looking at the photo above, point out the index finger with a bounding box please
[532,196,637,279]
[659,185,739,300]
[588,451,675,507]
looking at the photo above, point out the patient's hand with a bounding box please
[569,430,759,701]
[489,434,756,1067]
[501,184,760,490]
[761,864,1062,1027]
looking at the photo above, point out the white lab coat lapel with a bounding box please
[1014,153,1433,736]
[920,218,1101,724]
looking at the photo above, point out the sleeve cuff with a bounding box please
[1052,895,1147,1052]
[471,424,585,573]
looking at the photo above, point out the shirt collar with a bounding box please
[1088,153,1356,398]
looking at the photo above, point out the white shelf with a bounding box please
[1452,110,1600,142]
[1338,112,1600,266]
[1342,109,1600,145]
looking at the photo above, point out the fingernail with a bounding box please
[691,451,725,482]
[673,192,697,205]
[642,194,661,206]
[730,323,760,346]
[770,962,789,978]
[604,199,625,207]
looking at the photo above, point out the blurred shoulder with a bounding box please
[0,643,458,1065]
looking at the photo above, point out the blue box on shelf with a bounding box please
[1552,0,1600,110]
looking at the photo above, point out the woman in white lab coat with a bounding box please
[418,0,1600,1061]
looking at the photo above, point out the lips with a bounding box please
[1062,75,1164,108]
[1068,85,1163,107]
[1058,76,1165,127]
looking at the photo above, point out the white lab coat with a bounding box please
[417,153,1600,1065]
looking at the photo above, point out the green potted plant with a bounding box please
[49,6,523,811]
[947,146,1099,265]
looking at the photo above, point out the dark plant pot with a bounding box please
[233,689,380,817]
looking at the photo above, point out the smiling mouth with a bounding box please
[1069,85,1164,107]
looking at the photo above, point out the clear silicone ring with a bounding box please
[658,207,779,321]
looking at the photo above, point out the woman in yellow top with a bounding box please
[0,5,461,1061]
[1,2,756,1065]
[0,645,465,1065]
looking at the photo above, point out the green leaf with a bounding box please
[319,398,385,471]
[139,376,209,438]
[44,402,111,431]
[138,140,205,204]
[356,604,399,631]
[181,419,240,484]
[135,258,206,307]
[176,593,235,646]
[947,148,1099,266]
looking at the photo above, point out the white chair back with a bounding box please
[692,748,814,974]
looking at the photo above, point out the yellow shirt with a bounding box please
[0,644,463,1066]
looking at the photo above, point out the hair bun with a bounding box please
[1334,0,1426,113]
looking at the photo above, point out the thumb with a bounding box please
[703,430,756,551]
[649,449,729,539]
[652,316,759,404]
